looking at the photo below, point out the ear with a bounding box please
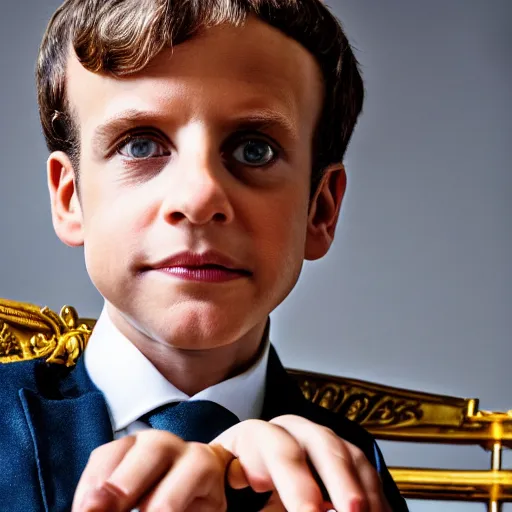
[304,163,347,261]
[47,151,84,247]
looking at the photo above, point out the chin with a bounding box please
[148,304,247,350]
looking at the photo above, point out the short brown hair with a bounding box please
[37,0,364,186]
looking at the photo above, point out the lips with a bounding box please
[147,250,252,282]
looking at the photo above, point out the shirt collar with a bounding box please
[84,305,270,432]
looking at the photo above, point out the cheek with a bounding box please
[81,173,157,238]
[79,177,157,289]
[252,187,309,288]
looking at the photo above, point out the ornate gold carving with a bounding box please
[298,377,423,428]
[0,322,22,358]
[289,369,512,449]
[290,369,512,507]
[0,299,92,367]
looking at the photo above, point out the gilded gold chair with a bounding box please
[289,370,512,512]
[1,299,511,511]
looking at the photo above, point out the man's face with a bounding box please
[51,17,341,350]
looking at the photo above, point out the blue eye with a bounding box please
[118,137,167,159]
[232,140,275,166]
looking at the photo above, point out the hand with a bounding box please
[214,415,392,512]
[72,429,233,512]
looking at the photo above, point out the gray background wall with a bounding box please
[1,1,510,510]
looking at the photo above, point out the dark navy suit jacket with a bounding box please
[0,346,408,511]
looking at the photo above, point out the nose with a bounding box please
[160,148,235,227]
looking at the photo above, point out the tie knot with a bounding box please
[141,400,240,443]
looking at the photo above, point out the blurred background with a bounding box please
[1,1,510,510]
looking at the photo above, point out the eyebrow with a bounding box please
[91,107,299,151]
[228,109,299,142]
[91,109,166,150]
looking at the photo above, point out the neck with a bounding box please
[106,307,269,396]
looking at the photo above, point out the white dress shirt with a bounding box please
[84,305,270,439]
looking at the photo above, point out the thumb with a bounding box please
[226,458,250,489]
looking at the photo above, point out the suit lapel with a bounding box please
[261,345,309,420]
[20,357,113,512]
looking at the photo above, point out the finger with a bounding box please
[270,416,369,512]
[262,493,329,512]
[186,497,228,512]
[217,420,324,511]
[138,443,231,511]
[216,424,270,493]
[260,437,324,512]
[225,458,250,489]
[142,496,220,512]
[103,430,185,510]
[345,443,391,512]
[72,436,136,512]
[208,442,239,469]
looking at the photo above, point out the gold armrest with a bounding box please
[390,468,512,502]
[288,369,512,449]
[288,368,512,507]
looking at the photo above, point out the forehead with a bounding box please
[66,16,324,140]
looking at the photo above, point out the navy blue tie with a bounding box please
[141,400,240,443]
[140,400,271,511]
